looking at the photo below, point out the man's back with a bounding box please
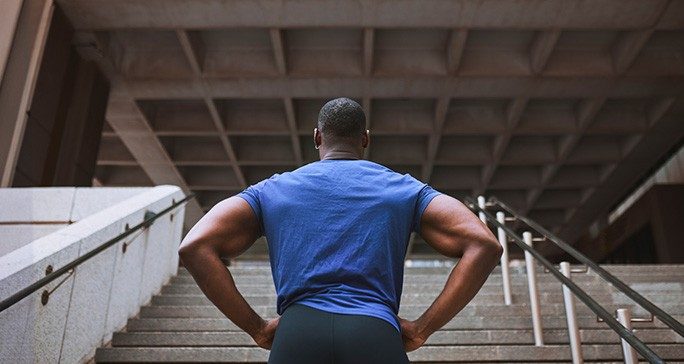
[178,98,502,363]
[238,159,440,331]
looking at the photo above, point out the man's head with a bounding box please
[314,98,369,158]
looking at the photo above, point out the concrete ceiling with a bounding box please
[57,0,684,258]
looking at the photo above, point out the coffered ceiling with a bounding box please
[58,0,684,258]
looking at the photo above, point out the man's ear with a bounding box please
[362,129,370,148]
[313,128,322,149]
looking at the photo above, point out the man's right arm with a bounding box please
[400,194,503,351]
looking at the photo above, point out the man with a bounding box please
[178,98,502,363]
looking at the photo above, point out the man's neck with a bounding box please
[319,148,362,161]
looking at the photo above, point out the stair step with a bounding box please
[111,328,683,347]
[160,283,682,296]
[150,292,683,307]
[178,267,684,282]
[94,344,683,362]
[175,265,684,275]
[138,303,684,319]
[124,315,680,332]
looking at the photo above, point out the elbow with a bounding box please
[490,239,504,260]
[178,238,202,264]
[483,236,503,263]
[474,233,502,263]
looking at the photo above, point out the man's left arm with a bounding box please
[178,196,279,349]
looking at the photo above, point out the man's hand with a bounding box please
[398,317,429,352]
[252,317,281,350]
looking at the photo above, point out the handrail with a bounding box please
[465,196,664,364]
[0,194,195,314]
[489,196,684,338]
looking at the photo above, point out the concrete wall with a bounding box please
[0,185,186,363]
[0,187,148,256]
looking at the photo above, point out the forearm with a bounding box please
[179,245,265,337]
[415,244,500,336]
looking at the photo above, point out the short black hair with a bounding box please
[317,98,366,141]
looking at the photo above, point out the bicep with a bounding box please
[418,194,493,258]
[180,196,262,258]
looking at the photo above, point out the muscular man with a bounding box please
[178,97,503,363]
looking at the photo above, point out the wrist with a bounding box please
[413,316,434,339]
[247,317,267,339]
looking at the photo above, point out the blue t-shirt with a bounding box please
[237,159,441,332]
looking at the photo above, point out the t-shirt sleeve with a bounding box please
[412,184,442,234]
[237,183,264,231]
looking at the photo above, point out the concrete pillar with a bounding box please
[0,0,54,187]
[0,0,23,85]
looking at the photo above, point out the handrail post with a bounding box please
[617,308,639,364]
[560,262,583,364]
[523,231,544,346]
[496,212,512,305]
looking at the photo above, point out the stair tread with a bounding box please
[123,315,681,331]
[95,344,684,362]
[111,328,684,347]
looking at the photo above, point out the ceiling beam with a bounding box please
[648,96,676,127]
[176,29,203,75]
[477,97,528,195]
[58,0,675,30]
[106,96,205,227]
[529,30,560,75]
[175,29,247,189]
[204,98,247,188]
[612,29,653,74]
[422,97,450,182]
[269,28,287,75]
[524,97,606,211]
[283,97,303,166]
[446,29,468,75]
[117,77,684,100]
[558,103,683,243]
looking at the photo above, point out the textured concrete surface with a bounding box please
[0,187,159,256]
[0,224,67,256]
[0,233,79,363]
[0,187,76,223]
[60,222,121,363]
[0,186,187,363]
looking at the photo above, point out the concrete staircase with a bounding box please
[95,264,684,363]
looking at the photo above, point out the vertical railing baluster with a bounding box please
[560,262,583,364]
[477,195,487,224]
[617,308,639,364]
[496,211,512,305]
[523,231,544,346]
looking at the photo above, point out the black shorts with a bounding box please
[268,303,410,364]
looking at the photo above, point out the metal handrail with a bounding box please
[489,196,684,338]
[465,197,664,364]
[0,194,195,313]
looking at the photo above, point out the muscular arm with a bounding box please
[402,194,502,350]
[178,196,277,348]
